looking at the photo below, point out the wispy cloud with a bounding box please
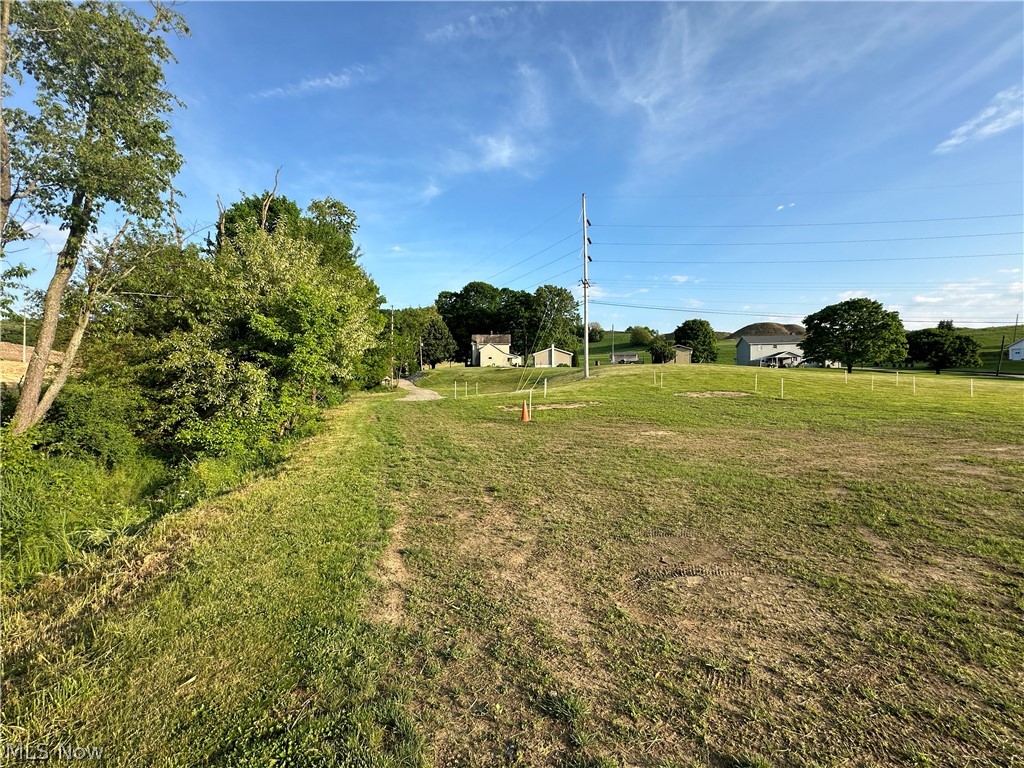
[934,84,1024,154]
[913,295,944,303]
[567,4,992,170]
[252,65,370,99]
[426,7,516,44]
[998,268,1021,274]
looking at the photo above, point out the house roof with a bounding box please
[532,345,573,357]
[737,335,805,345]
[763,350,802,359]
[1008,338,1024,350]
[471,333,511,345]
[672,344,693,351]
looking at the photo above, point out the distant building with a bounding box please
[1008,338,1024,361]
[471,334,521,367]
[531,345,574,368]
[735,335,805,367]
[669,344,693,364]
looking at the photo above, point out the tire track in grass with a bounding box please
[1,397,425,767]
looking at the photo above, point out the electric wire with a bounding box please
[595,250,1022,266]
[586,180,1023,199]
[495,246,580,288]
[592,213,1022,229]
[483,229,581,282]
[592,231,1022,248]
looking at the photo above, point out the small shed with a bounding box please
[670,344,693,364]
[532,345,574,368]
[610,352,640,364]
[1009,338,1024,361]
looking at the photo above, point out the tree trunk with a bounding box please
[0,0,13,244]
[9,193,93,435]
[846,362,853,374]
[31,291,93,421]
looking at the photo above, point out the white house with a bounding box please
[735,335,805,367]
[1008,338,1024,362]
[471,334,521,367]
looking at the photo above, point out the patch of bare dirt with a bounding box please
[858,527,987,593]
[497,401,600,411]
[369,516,414,625]
[674,390,751,398]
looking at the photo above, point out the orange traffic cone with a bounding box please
[521,400,531,422]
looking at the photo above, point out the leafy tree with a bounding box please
[673,319,718,363]
[436,281,502,362]
[648,335,676,364]
[937,319,955,331]
[421,313,456,368]
[217,191,302,250]
[906,328,981,374]
[630,326,653,346]
[532,284,580,353]
[801,298,907,374]
[435,281,580,362]
[588,322,604,342]
[7,0,187,435]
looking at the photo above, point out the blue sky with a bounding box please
[19,1,1024,332]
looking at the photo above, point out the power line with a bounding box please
[589,299,1014,324]
[456,200,578,278]
[482,229,580,282]
[587,180,1023,200]
[496,247,580,288]
[593,231,1022,248]
[592,213,1022,229]
[592,278,1017,291]
[596,250,1022,266]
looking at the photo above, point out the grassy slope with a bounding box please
[382,365,1023,766]
[2,398,423,766]
[6,366,1023,766]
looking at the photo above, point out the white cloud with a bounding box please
[426,7,516,43]
[934,84,1024,154]
[997,268,1021,274]
[913,295,944,303]
[670,274,691,283]
[420,180,442,203]
[568,4,994,170]
[391,246,403,253]
[252,65,370,99]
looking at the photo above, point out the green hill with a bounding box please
[728,322,804,339]
[958,325,1022,374]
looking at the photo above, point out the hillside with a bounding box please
[728,322,805,339]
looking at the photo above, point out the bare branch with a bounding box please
[216,195,225,243]
[259,167,281,230]
[167,188,183,249]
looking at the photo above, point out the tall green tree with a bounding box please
[906,328,981,374]
[421,313,456,369]
[648,335,676,364]
[7,0,187,435]
[801,298,907,374]
[673,319,718,363]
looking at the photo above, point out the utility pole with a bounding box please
[390,307,395,386]
[582,193,591,379]
[996,335,1005,377]
[419,337,423,371]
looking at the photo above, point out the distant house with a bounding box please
[610,351,640,364]
[735,335,805,367]
[1009,338,1024,361]
[471,334,521,367]
[669,344,692,364]
[532,345,574,368]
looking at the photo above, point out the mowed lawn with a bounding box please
[374,365,1024,766]
[3,365,1022,766]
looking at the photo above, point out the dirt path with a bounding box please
[396,378,442,401]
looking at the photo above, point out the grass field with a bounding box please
[3,365,1023,766]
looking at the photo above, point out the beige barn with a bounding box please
[531,345,574,368]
